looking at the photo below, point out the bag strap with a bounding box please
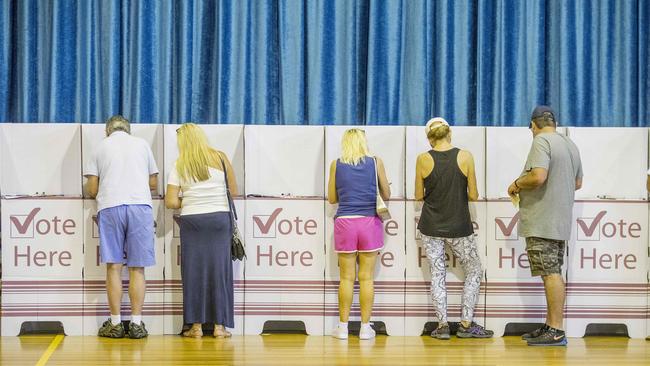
[373,157,380,197]
[219,155,238,222]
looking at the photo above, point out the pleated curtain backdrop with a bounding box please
[0,0,648,126]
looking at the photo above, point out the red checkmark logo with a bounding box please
[494,213,520,240]
[10,208,41,237]
[576,210,607,240]
[252,208,283,237]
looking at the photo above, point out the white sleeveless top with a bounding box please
[167,164,230,216]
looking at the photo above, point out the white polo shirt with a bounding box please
[84,131,159,212]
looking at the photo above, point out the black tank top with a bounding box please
[417,148,474,238]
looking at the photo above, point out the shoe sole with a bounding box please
[332,335,349,340]
[527,339,567,346]
[432,335,450,340]
[359,334,375,340]
[456,333,493,338]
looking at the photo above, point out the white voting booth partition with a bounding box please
[244,126,325,335]
[566,202,648,338]
[1,199,84,336]
[324,126,406,335]
[484,127,563,335]
[404,126,487,335]
[568,127,648,200]
[0,124,84,335]
[0,124,82,197]
[162,124,246,335]
[565,128,648,338]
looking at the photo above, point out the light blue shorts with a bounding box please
[98,204,155,267]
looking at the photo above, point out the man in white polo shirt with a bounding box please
[84,115,159,339]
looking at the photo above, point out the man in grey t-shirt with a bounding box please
[507,105,583,346]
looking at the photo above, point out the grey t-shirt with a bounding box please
[518,132,583,240]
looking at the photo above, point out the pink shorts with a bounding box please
[334,216,384,253]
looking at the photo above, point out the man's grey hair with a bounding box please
[105,115,131,135]
[531,112,556,129]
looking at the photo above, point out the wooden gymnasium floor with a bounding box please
[1,334,648,366]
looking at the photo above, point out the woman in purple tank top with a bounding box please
[327,128,391,340]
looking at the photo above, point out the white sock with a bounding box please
[131,315,142,325]
[338,322,348,329]
[110,314,121,325]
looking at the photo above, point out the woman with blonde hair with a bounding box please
[165,123,237,338]
[327,128,390,340]
[415,117,492,339]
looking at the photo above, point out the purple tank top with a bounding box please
[335,158,377,218]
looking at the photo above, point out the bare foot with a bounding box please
[213,325,232,338]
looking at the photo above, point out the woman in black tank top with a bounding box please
[414,118,493,339]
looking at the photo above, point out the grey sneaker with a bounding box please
[522,325,549,340]
[527,328,567,346]
[457,322,494,338]
[430,324,451,340]
[128,321,149,339]
[98,319,125,338]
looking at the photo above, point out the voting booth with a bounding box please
[162,124,246,335]
[565,201,648,338]
[243,126,326,335]
[0,123,84,335]
[564,128,649,338]
[323,126,406,335]
[484,128,563,335]
[0,124,649,339]
[404,126,487,335]
[1,198,84,336]
[79,124,166,335]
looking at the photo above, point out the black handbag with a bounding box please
[220,156,246,261]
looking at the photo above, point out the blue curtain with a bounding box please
[0,0,648,126]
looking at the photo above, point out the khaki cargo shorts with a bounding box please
[525,237,566,276]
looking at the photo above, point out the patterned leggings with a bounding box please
[421,234,483,323]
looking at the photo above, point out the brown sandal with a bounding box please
[213,325,232,338]
[183,327,203,338]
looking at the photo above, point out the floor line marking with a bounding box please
[35,334,64,366]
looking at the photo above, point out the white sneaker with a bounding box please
[331,325,348,340]
[359,324,376,340]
